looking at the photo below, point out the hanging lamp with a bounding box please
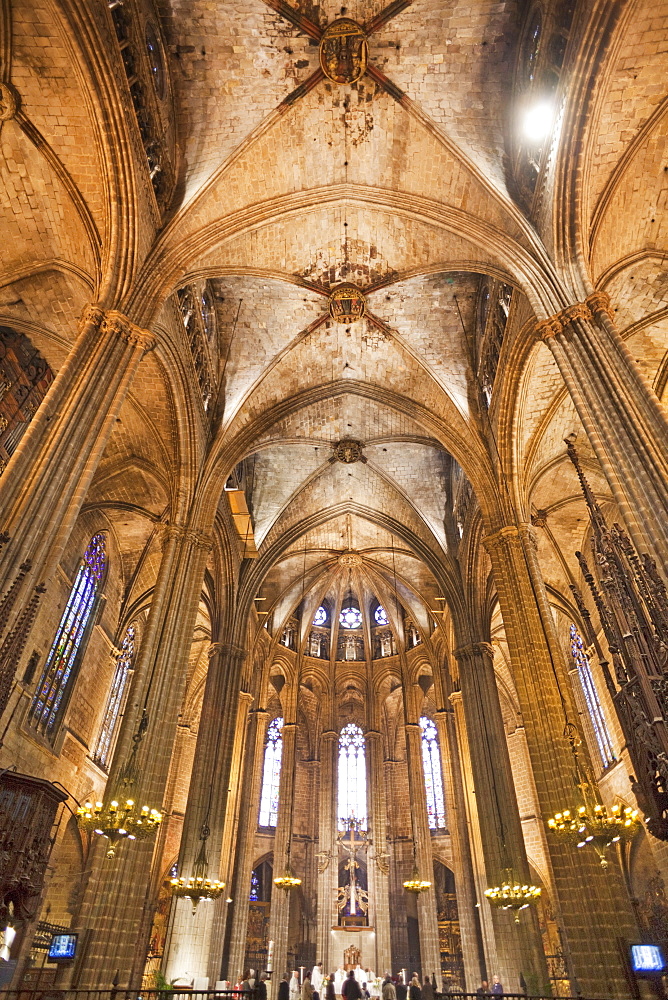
[546,724,640,867]
[170,823,225,913]
[77,710,162,858]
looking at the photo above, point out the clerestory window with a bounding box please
[259,717,284,827]
[420,716,447,830]
[338,723,366,829]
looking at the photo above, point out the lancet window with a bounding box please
[29,534,107,738]
[92,623,137,770]
[259,717,284,827]
[569,624,616,768]
[420,716,447,830]
[338,723,367,829]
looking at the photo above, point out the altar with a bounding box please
[329,928,377,978]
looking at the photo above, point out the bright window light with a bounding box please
[522,101,553,143]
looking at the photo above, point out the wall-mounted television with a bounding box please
[630,944,666,975]
[47,933,78,962]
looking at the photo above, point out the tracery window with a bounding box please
[340,606,362,629]
[313,606,328,626]
[92,623,137,770]
[569,624,616,768]
[0,327,53,476]
[29,534,107,738]
[338,723,366,828]
[374,605,389,626]
[420,716,447,830]
[259,717,284,827]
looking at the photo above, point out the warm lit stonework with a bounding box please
[0,2,667,999]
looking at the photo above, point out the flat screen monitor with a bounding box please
[630,944,666,975]
[47,933,77,962]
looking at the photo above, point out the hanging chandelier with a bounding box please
[77,710,162,858]
[77,798,162,859]
[403,868,432,894]
[484,869,542,922]
[273,866,302,891]
[170,830,225,914]
[546,725,640,867]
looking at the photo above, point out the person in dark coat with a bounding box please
[325,975,336,1000]
[421,977,434,1000]
[278,974,291,1000]
[395,979,407,1000]
[342,970,362,1000]
[257,974,268,1000]
[408,977,421,1000]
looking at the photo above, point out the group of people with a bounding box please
[277,967,451,1000]
[476,977,504,995]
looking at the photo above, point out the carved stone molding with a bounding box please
[452,641,495,662]
[534,292,614,341]
[158,522,213,551]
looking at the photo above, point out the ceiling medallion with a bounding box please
[334,439,367,464]
[339,552,362,566]
[329,283,367,324]
[319,19,368,85]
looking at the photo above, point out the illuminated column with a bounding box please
[315,730,338,972]
[226,708,270,982]
[366,729,391,974]
[403,720,441,981]
[484,523,640,998]
[538,293,668,566]
[72,522,212,989]
[433,708,485,991]
[162,640,249,985]
[451,641,547,993]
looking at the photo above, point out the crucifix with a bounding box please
[336,816,369,917]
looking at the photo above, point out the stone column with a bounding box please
[72,522,212,989]
[433,708,484,992]
[537,292,668,565]
[267,720,298,979]
[225,707,270,983]
[163,644,248,986]
[0,307,153,600]
[452,641,547,994]
[365,729,391,975]
[449,691,496,982]
[403,720,441,981]
[484,522,640,999]
[315,730,338,972]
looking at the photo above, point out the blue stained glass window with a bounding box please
[374,605,389,626]
[314,606,328,626]
[250,869,260,901]
[338,723,366,829]
[420,716,446,830]
[29,533,106,738]
[569,624,616,768]
[92,623,136,769]
[340,606,362,629]
[259,717,284,827]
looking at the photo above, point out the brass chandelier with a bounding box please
[170,825,225,913]
[484,869,542,922]
[77,710,162,858]
[403,842,431,894]
[546,726,640,867]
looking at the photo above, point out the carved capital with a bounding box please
[585,290,614,322]
[321,729,339,742]
[482,524,519,552]
[453,641,494,662]
[0,83,19,122]
[364,729,382,741]
[79,303,106,333]
[159,522,213,551]
[208,642,223,659]
[101,311,155,352]
[534,316,564,340]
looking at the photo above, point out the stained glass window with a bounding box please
[92,623,136,769]
[259,717,284,827]
[314,606,328,626]
[338,723,366,828]
[250,869,260,901]
[420,716,446,830]
[374,605,389,626]
[340,606,362,629]
[29,533,106,738]
[569,625,616,768]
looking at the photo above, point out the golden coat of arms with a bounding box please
[329,284,367,324]
[319,19,368,85]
